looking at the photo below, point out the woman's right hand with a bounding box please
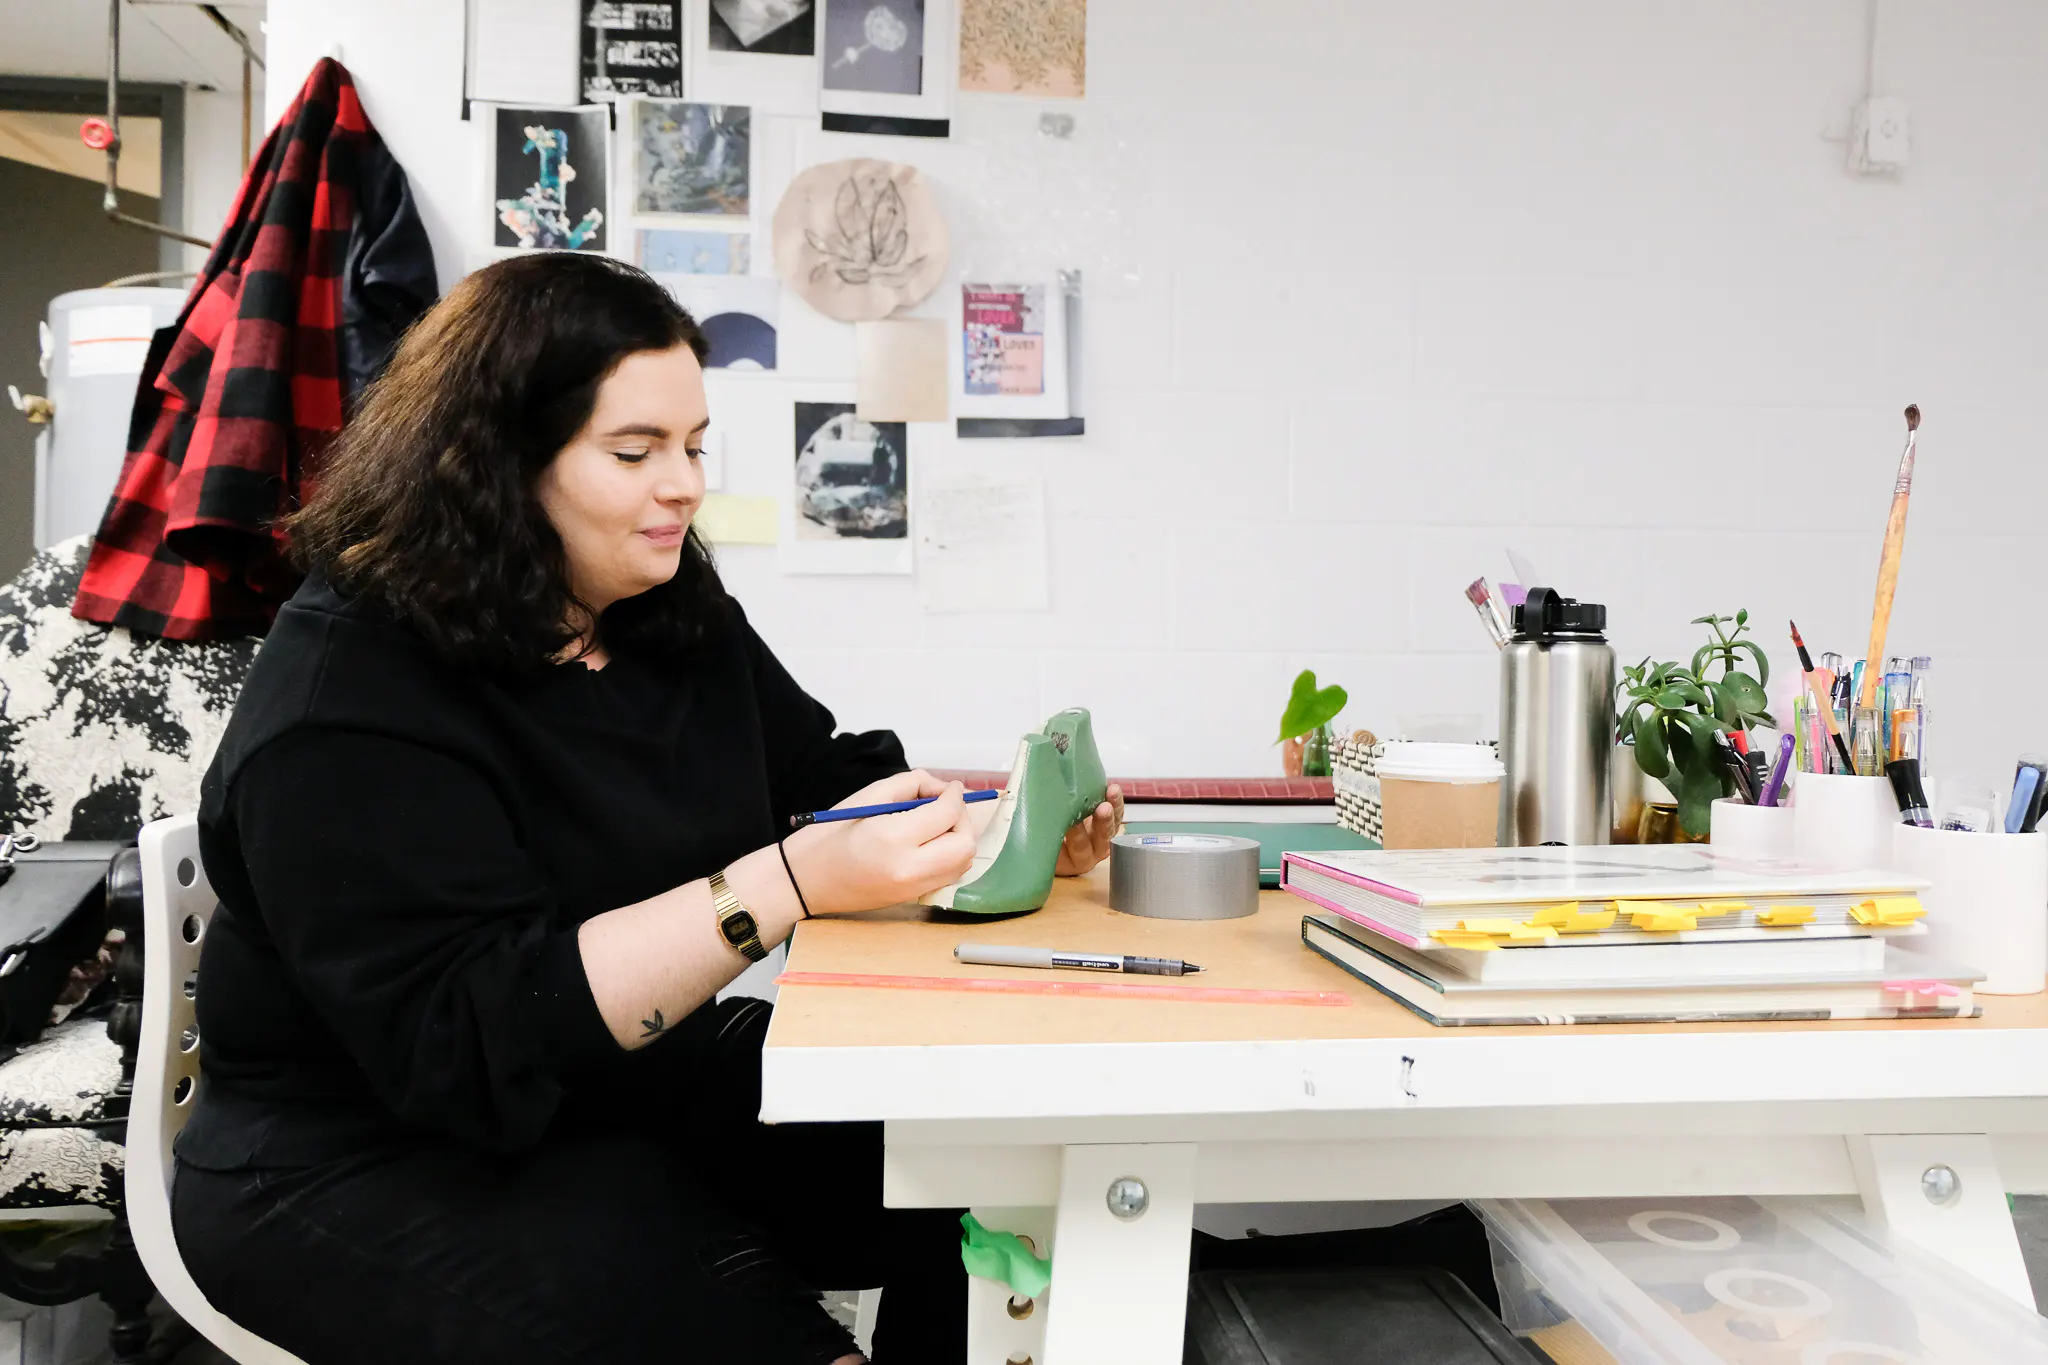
[784,770,979,915]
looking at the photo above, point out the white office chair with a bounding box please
[128,813,309,1365]
[127,813,881,1362]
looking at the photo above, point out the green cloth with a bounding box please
[959,1213,1052,1297]
[1121,821,1375,888]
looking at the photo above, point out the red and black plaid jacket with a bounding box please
[73,59,434,640]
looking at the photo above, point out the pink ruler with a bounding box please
[776,970,1351,1007]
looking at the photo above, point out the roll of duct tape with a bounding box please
[1109,833,1262,920]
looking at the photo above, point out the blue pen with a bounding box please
[2006,767,2040,834]
[789,788,1000,830]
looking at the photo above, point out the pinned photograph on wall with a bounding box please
[581,0,684,100]
[656,274,781,370]
[492,105,610,251]
[710,0,816,54]
[959,0,1085,97]
[958,268,1084,438]
[638,229,752,273]
[817,0,955,126]
[952,277,1069,419]
[855,317,948,422]
[784,400,912,574]
[771,158,948,322]
[687,0,823,115]
[633,100,751,218]
[824,0,924,94]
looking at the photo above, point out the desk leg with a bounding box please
[1848,1133,2036,1308]
[1039,1143,1196,1365]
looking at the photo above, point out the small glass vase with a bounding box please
[1301,724,1333,778]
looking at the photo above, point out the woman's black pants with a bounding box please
[171,997,966,1364]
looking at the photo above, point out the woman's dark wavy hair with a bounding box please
[289,252,726,674]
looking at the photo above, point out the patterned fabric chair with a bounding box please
[0,538,261,1361]
[0,536,258,843]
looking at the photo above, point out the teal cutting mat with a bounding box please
[1121,821,1377,888]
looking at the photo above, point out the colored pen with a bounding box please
[954,943,1203,976]
[1790,622,1857,776]
[2006,766,2041,834]
[1886,758,1934,829]
[790,788,1000,829]
[1759,733,1795,807]
[1713,729,1759,803]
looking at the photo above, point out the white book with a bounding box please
[1303,914,1978,1027]
[1419,926,1904,984]
[1283,845,1928,950]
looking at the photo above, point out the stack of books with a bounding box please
[1282,846,1978,1025]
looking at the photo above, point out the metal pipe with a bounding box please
[240,47,251,169]
[102,0,215,250]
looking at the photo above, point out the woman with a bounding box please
[173,251,1121,1365]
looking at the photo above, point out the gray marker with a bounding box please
[954,943,1203,977]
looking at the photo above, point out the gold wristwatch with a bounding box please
[709,869,767,962]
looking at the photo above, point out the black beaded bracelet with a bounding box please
[777,838,813,919]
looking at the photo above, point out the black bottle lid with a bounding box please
[1512,586,1607,641]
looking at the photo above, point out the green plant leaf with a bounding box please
[1633,712,1670,778]
[1669,680,1713,710]
[1732,639,1770,685]
[1717,672,1770,717]
[1276,669,1348,743]
[1736,608,1748,626]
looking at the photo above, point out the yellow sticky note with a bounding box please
[1430,930,1499,951]
[1757,905,1816,927]
[1851,896,1926,927]
[1619,901,1698,932]
[1506,925,1559,944]
[693,494,778,545]
[1698,902,1750,918]
[1455,919,1520,936]
[1526,902,1617,933]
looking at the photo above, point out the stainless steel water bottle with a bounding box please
[1498,588,1616,846]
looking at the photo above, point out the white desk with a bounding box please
[763,870,2048,1364]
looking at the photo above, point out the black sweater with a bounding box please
[179,574,904,1169]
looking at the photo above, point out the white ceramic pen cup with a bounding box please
[1791,772,1899,871]
[1892,825,2048,995]
[1710,797,1796,861]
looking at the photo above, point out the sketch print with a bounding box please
[806,172,922,288]
[635,101,750,217]
[494,109,608,251]
[793,404,908,541]
[773,158,947,321]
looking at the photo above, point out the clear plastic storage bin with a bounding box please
[1474,1195,2048,1364]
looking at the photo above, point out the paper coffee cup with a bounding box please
[1377,742,1503,849]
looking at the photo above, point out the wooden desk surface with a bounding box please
[767,866,2048,1051]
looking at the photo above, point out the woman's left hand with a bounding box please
[1055,783,1124,877]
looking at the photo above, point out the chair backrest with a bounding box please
[129,813,309,1365]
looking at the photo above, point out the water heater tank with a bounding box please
[34,286,186,549]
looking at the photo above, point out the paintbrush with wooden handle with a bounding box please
[1859,405,1921,710]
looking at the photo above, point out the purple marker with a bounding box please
[1758,733,1796,808]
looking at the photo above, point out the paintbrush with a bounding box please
[1790,620,1857,775]
[1859,405,1921,709]
[1464,578,1509,649]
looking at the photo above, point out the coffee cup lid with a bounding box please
[1378,742,1505,782]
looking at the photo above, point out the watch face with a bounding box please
[723,908,759,944]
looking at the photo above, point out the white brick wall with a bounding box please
[267,0,2048,793]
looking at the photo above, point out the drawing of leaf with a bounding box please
[871,181,907,264]
[805,229,835,255]
[834,177,864,242]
